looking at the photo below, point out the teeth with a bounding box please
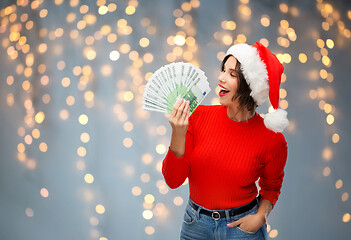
[218,85,229,91]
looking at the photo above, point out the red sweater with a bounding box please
[162,105,288,210]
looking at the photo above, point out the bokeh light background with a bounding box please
[1,0,351,239]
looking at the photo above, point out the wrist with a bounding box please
[255,212,267,224]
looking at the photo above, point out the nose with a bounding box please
[218,71,225,83]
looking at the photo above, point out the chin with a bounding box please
[219,98,229,106]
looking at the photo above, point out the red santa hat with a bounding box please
[226,42,289,133]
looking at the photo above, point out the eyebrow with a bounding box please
[223,65,237,72]
[223,64,236,71]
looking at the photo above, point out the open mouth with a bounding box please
[218,85,230,96]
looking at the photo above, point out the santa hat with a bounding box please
[226,42,289,133]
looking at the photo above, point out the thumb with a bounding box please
[227,219,242,228]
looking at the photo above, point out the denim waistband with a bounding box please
[188,196,260,221]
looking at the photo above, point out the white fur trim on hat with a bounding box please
[264,109,289,133]
[226,43,269,106]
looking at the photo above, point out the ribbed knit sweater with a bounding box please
[162,104,288,210]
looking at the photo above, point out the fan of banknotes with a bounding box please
[142,62,211,116]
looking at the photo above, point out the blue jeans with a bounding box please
[180,198,268,240]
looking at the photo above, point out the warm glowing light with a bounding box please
[324,104,332,114]
[96,204,106,214]
[238,4,251,17]
[35,112,45,124]
[280,20,289,29]
[140,173,150,183]
[223,35,233,45]
[80,132,90,143]
[156,144,166,154]
[61,77,71,87]
[145,226,155,235]
[98,6,108,15]
[322,147,332,161]
[269,229,278,238]
[100,64,112,76]
[123,138,133,148]
[143,53,154,63]
[283,53,291,63]
[143,210,153,220]
[341,192,349,202]
[123,91,134,102]
[181,2,192,12]
[109,50,120,61]
[77,147,87,157]
[40,188,49,198]
[320,69,328,79]
[173,196,184,206]
[326,114,334,125]
[85,48,96,60]
[73,66,82,76]
[237,34,247,43]
[335,179,343,189]
[326,39,334,49]
[79,114,88,125]
[299,53,307,63]
[7,94,14,106]
[32,129,40,139]
[66,96,75,106]
[226,21,236,30]
[332,133,339,143]
[76,160,86,171]
[261,15,270,27]
[142,153,153,164]
[17,143,25,153]
[343,213,351,223]
[84,173,94,184]
[317,39,325,48]
[279,89,287,99]
[123,122,134,132]
[25,208,34,217]
[126,6,136,15]
[323,167,331,177]
[279,3,288,13]
[89,217,99,226]
[326,73,334,83]
[174,35,186,46]
[156,125,167,135]
[120,43,131,54]
[144,194,155,204]
[84,91,94,102]
[132,186,142,196]
[59,109,69,120]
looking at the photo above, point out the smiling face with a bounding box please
[218,55,240,106]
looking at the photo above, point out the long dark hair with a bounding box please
[220,55,257,115]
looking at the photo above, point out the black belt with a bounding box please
[189,195,261,220]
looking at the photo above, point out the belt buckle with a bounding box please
[211,211,220,220]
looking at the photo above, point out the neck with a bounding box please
[226,102,255,122]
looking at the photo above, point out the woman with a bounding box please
[162,42,289,240]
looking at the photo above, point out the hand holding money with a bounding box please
[142,62,211,116]
[169,99,190,136]
[169,99,190,158]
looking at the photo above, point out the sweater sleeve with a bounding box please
[258,133,288,208]
[161,105,203,189]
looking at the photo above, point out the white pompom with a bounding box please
[264,109,289,133]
